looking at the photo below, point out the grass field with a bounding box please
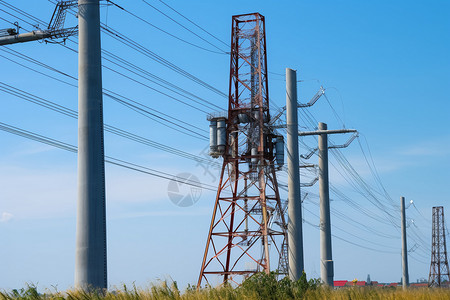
[1,273,449,299]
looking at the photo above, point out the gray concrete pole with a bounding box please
[401,196,409,289]
[75,0,107,290]
[318,122,333,287]
[286,68,304,281]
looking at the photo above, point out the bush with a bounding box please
[238,271,319,299]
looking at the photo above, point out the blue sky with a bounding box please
[0,0,449,291]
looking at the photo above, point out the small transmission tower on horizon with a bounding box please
[428,206,450,287]
[198,13,288,287]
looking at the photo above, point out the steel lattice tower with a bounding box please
[198,13,288,287]
[428,206,450,287]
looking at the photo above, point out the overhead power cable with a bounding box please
[155,0,229,48]
[99,24,227,98]
[304,195,398,239]
[52,0,227,98]
[0,47,209,139]
[105,0,227,54]
[302,210,397,254]
[102,64,211,115]
[2,0,228,119]
[103,90,209,140]
[0,122,216,191]
[43,0,228,100]
[100,47,224,111]
[0,7,38,28]
[298,101,400,228]
[0,0,43,26]
[0,82,218,167]
[303,205,398,251]
[139,0,228,53]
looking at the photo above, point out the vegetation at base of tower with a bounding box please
[1,274,449,300]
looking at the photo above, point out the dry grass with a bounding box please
[1,273,449,300]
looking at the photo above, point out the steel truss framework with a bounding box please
[428,206,450,287]
[198,13,288,287]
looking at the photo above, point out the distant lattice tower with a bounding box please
[428,206,450,287]
[197,13,288,287]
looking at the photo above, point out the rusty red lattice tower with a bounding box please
[198,13,288,287]
[428,206,450,287]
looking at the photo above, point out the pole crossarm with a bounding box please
[0,27,78,46]
[269,106,286,125]
[0,30,52,46]
[329,132,358,149]
[0,0,78,46]
[299,164,316,169]
[300,132,358,159]
[301,177,318,187]
[298,86,325,108]
[299,129,357,136]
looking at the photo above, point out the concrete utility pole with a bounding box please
[299,123,356,287]
[286,68,304,281]
[318,122,333,287]
[75,0,107,290]
[401,196,409,289]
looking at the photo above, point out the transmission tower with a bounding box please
[198,13,288,287]
[428,206,450,287]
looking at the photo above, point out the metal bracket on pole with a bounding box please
[298,86,325,108]
[300,132,358,159]
[299,164,316,169]
[0,1,78,46]
[299,128,357,136]
[301,177,318,188]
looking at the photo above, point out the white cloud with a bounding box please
[398,136,450,157]
[0,162,217,221]
[0,212,13,223]
[110,207,211,220]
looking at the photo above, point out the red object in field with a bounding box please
[334,280,348,287]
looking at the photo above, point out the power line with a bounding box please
[103,90,209,140]
[0,82,219,167]
[105,0,226,54]
[100,47,225,111]
[304,195,398,239]
[155,0,229,48]
[297,88,401,230]
[99,24,227,98]
[5,0,228,101]
[0,7,38,28]
[303,205,398,251]
[0,0,43,26]
[302,211,397,254]
[102,64,212,114]
[1,1,227,128]
[139,0,228,53]
[0,121,217,191]
[0,47,210,138]
[53,0,229,98]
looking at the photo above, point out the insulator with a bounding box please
[217,118,226,155]
[238,113,250,123]
[209,120,218,158]
[275,136,284,168]
[251,146,258,167]
[228,162,236,182]
[253,110,269,123]
[229,132,237,158]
